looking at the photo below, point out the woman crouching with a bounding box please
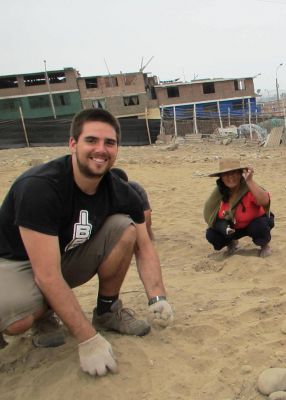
[204,159,274,257]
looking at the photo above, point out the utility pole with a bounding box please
[43,60,56,119]
[276,63,283,103]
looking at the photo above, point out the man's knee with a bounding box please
[120,223,136,247]
[3,308,45,335]
[5,315,34,335]
[104,214,136,249]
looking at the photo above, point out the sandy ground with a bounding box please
[1,141,286,400]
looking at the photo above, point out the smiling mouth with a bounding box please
[89,156,108,164]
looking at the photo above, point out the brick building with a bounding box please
[77,71,159,119]
[154,77,258,119]
[0,68,82,119]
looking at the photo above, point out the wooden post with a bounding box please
[217,100,223,129]
[255,108,258,124]
[159,106,164,136]
[173,106,177,138]
[43,60,56,119]
[193,103,198,134]
[19,106,30,147]
[145,107,152,145]
[228,107,230,126]
[248,99,253,140]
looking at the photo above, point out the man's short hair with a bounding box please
[70,108,121,143]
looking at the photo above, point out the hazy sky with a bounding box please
[2,0,286,96]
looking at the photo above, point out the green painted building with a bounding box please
[0,68,82,120]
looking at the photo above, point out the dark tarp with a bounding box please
[0,117,160,149]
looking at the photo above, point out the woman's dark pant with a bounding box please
[206,214,274,251]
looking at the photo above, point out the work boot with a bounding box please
[32,310,65,348]
[0,332,8,349]
[92,299,150,336]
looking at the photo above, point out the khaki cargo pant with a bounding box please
[0,214,133,332]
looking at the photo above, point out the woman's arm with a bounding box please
[243,165,270,207]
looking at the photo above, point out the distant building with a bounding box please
[77,71,159,119]
[0,67,261,144]
[0,68,82,119]
[259,99,286,117]
[154,77,259,119]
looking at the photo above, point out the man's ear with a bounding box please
[69,137,76,153]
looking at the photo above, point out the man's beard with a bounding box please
[76,155,108,178]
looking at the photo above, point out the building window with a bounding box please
[53,93,70,106]
[0,77,18,89]
[234,79,245,91]
[105,76,118,87]
[167,86,179,98]
[49,72,66,84]
[85,77,98,89]
[150,86,157,99]
[202,82,215,94]
[24,74,46,86]
[123,96,139,106]
[28,95,50,109]
[92,98,106,109]
[0,99,19,111]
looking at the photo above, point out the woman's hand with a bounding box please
[242,165,254,182]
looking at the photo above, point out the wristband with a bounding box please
[148,295,166,306]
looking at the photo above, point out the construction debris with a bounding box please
[264,127,286,147]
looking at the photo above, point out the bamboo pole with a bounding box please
[193,103,198,134]
[145,107,152,145]
[248,99,253,140]
[217,100,223,129]
[173,106,177,138]
[19,106,30,147]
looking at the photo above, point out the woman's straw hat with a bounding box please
[209,158,248,177]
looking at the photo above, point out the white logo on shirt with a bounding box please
[65,210,92,251]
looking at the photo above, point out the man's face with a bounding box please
[69,120,118,178]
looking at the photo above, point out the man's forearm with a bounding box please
[36,275,96,343]
[135,247,166,299]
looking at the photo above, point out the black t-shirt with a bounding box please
[129,181,151,211]
[0,155,144,260]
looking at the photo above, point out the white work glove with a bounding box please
[148,300,174,328]
[78,333,118,376]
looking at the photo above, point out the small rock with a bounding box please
[166,143,179,151]
[257,368,286,395]
[281,321,286,334]
[269,391,286,400]
[222,138,232,145]
[241,365,252,374]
